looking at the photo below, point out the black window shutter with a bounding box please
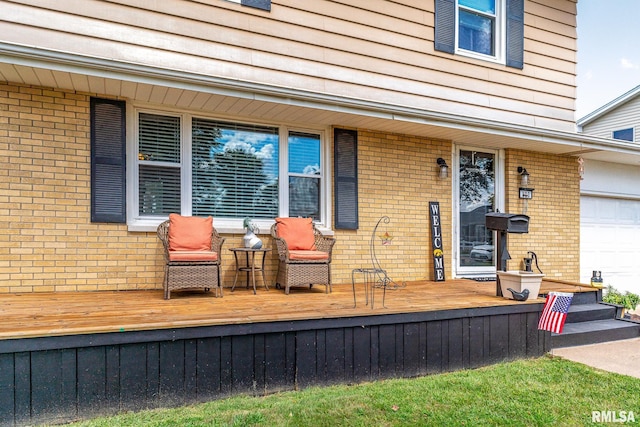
[334,128,358,230]
[434,0,455,54]
[241,0,270,11]
[91,98,126,223]
[506,0,525,69]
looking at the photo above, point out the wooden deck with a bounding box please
[1,278,594,340]
[0,278,596,426]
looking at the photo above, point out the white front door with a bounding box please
[455,147,503,277]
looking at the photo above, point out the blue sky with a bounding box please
[576,1,640,119]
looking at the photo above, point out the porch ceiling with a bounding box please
[3,56,640,166]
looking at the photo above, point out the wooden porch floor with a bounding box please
[1,279,595,340]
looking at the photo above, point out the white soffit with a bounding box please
[2,44,640,165]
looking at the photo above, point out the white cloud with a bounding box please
[620,58,639,69]
[223,140,274,160]
[257,144,274,160]
[224,140,255,154]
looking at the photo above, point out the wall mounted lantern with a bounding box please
[437,158,448,179]
[517,166,533,199]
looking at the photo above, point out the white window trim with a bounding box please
[126,103,332,233]
[455,0,506,65]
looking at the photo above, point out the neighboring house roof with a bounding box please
[577,84,640,127]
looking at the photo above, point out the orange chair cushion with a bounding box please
[169,250,219,262]
[275,217,316,250]
[168,213,213,251]
[288,250,329,261]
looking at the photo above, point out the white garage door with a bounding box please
[581,196,640,294]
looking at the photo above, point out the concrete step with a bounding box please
[540,289,601,306]
[565,303,619,323]
[552,319,640,348]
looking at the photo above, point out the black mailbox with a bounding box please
[485,212,529,234]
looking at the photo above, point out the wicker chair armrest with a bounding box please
[156,220,171,262]
[270,223,289,261]
[273,236,290,261]
[314,235,336,255]
[211,228,225,263]
[213,237,226,264]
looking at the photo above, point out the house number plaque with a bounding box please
[519,188,534,199]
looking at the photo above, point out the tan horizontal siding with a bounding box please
[0,0,577,130]
[526,37,575,64]
[281,0,432,30]
[5,22,569,127]
[527,13,575,40]
[530,0,577,16]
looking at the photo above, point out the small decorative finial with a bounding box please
[577,157,584,180]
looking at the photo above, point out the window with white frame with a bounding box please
[612,127,634,142]
[134,110,324,226]
[223,0,271,11]
[288,131,321,219]
[138,113,182,216]
[457,0,503,60]
[435,0,523,69]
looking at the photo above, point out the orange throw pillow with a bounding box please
[168,214,213,251]
[275,217,316,250]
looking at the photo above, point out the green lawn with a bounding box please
[63,355,640,427]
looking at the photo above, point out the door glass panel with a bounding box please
[459,150,495,268]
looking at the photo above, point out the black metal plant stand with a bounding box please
[351,216,406,308]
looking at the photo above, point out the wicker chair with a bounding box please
[157,215,225,300]
[270,218,336,294]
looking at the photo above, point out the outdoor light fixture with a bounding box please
[517,166,533,199]
[437,157,448,179]
[517,166,529,186]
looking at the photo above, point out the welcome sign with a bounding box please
[429,201,445,281]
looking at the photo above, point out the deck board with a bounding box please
[0,279,595,340]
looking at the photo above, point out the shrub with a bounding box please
[603,285,640,311]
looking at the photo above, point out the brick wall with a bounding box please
[504,150,581,281]
[0,82,580,293]
[0,83,161,292]
[330,130,452,283]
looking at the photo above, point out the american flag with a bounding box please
[538,292,574,333]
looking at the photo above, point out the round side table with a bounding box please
[229,247,271,294]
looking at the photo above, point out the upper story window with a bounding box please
[435,0,524,69]
[131,109,325,230]
[224,0,271,11]
[612,128,634,142]
[458,0,499,58]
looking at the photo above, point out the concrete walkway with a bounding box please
[551,337,640,379]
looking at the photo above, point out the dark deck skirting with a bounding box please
[0,303,550,426]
